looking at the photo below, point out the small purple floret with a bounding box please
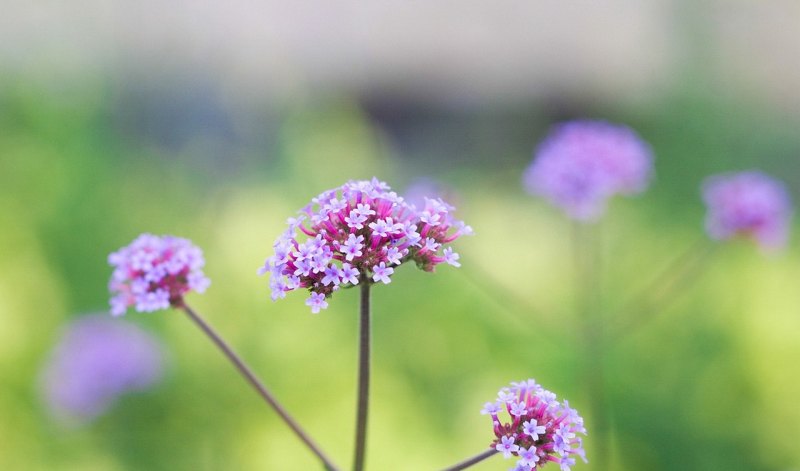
[496,435,520,458]
[523,419,547,441]
[518,445,540,467]
[306,292,329,314]
[372,262,394,284]
[481,401,503,415]
[510,401,528,417]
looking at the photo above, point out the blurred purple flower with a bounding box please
[523,120,654,221]
[108,234,210,315]
[260,178,471,313]
[702,171,792,250]
[41,315,164,423]
[482,379,587,470]
[403,178,460,211]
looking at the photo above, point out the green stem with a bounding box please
[180,303,340,471]
[439,449,498,471]
[609,238,715,339]
[453,254,568,342]
[573,222,609,471]
[353,281,371,471]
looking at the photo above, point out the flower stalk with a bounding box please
[610,238,715,339]
[180,303,340,471]
[573,222,606,471]
[352,281,371,471]
[439,449,498,471]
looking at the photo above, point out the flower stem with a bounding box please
[573,222,608,471]
[353,281,371,471]
[609,237,715,339]
[439,449,498,471]
[179,303,340,471]
[453,253,567,342]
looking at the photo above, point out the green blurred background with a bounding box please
[2,1,800,470]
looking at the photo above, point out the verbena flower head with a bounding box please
[41,315,164,423]
[523,120,653,221]
[108,234,210,315]
[702,171,792,250]
[260,178,471,313]
[481,379,587,470]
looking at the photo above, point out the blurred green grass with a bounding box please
[1,75,800,471]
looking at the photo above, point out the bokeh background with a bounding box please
[2,0,800,470]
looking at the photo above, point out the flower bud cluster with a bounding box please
[481,379,587,470]
[260,178,471,313]
[108,234,210,315]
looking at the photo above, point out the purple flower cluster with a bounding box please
[481,379,587,470]
[703,171,792,250]
[260,178,471,313]
[41,315,164,423]
[108,234,210,316]
[523,120,653,221]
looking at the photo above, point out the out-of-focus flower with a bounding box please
[481,379,587,470]
[702,171,792,250]
[260,178,471,313]
[403,177,460,211]
[523,120,653,221]
[41,315,164,423]
[108,234,210,316]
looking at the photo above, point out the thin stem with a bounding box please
[439,449,498,471]
[453,254,568,342]
[179,303,340,471]
[573,221,609,471]
[609,237,715,339]
[353,281,371,471]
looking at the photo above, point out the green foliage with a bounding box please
[1,77,800,471]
